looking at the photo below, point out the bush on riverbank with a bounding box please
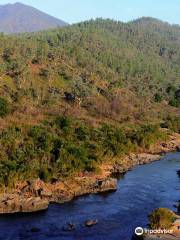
[161,116,180,133]
[148,208,175,229]
[0,117,168,189]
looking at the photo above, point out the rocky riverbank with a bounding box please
[100,133,180,176]
[0,133,179,214]
[0,177,117,214]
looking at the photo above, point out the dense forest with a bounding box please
[0,18,179,188]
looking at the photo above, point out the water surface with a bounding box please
[0,152,179,240]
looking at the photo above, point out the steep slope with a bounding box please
[0,18,179,188]
[0,2,68,33]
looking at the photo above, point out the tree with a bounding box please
[0,98,10,117]
[154,93,162,102]
[149,208,175,229]
[175,89,180,100]
[55,116,71,132]
[70,77,92,106]
[2,48,14,62]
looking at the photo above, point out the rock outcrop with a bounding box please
[0,194,48,214]
[0,177,117,214]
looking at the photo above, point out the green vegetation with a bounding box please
[0,120,167,188]
[0,97,10,117]
[149,208,175,229]
[0,18,179,188]
[161,116,180,133]
[154,93,163,103]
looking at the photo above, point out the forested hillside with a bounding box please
[0,18,179,188]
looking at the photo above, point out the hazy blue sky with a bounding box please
[0,0,180,24]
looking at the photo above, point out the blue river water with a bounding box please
[0,152,179,240]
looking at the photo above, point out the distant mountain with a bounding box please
[0,2,68,34]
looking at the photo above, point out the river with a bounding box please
[0,152,179,240]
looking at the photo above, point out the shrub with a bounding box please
[28,126,52,152]
[55,116,71,132]
[56,143,89,176]
[51,138,62,161]
[169,98,180,107]
[149,208,175,229]
[128,124,166,149]
[175,89,180,100]
[0,118,173,188]
[100,124,128,156]
[2,48,13,62]
[154,93,163,102]
[38,167,52,182]
[161,116,180,133]
[0,97,10,117]
[168,88,180,107]
[39,68,50,78]
[75,126,89,141]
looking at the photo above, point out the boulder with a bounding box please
[62,222,76,231]
[20,197,49,213]
[0,194,49,214]
[85,219,98,227]
[97,178,117,192]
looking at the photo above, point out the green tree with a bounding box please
[0,98,10,117]
[154,93,163,102]
[149,208,175,229]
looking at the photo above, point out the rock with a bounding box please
[29,179,44,196]
[40,189,53,198]
[20,197,49,213]
[176,146,180,152]
[62,222,76,231]
[0,194,49,214]
[85,219,98,227]
[136,154,161,165]
[161,143,167,148]
[96,178,117,192]
[0,194,19,214]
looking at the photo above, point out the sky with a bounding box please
[0,0,180,25]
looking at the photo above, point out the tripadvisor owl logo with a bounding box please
[135,227,144,236]
[135,227,173,236]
